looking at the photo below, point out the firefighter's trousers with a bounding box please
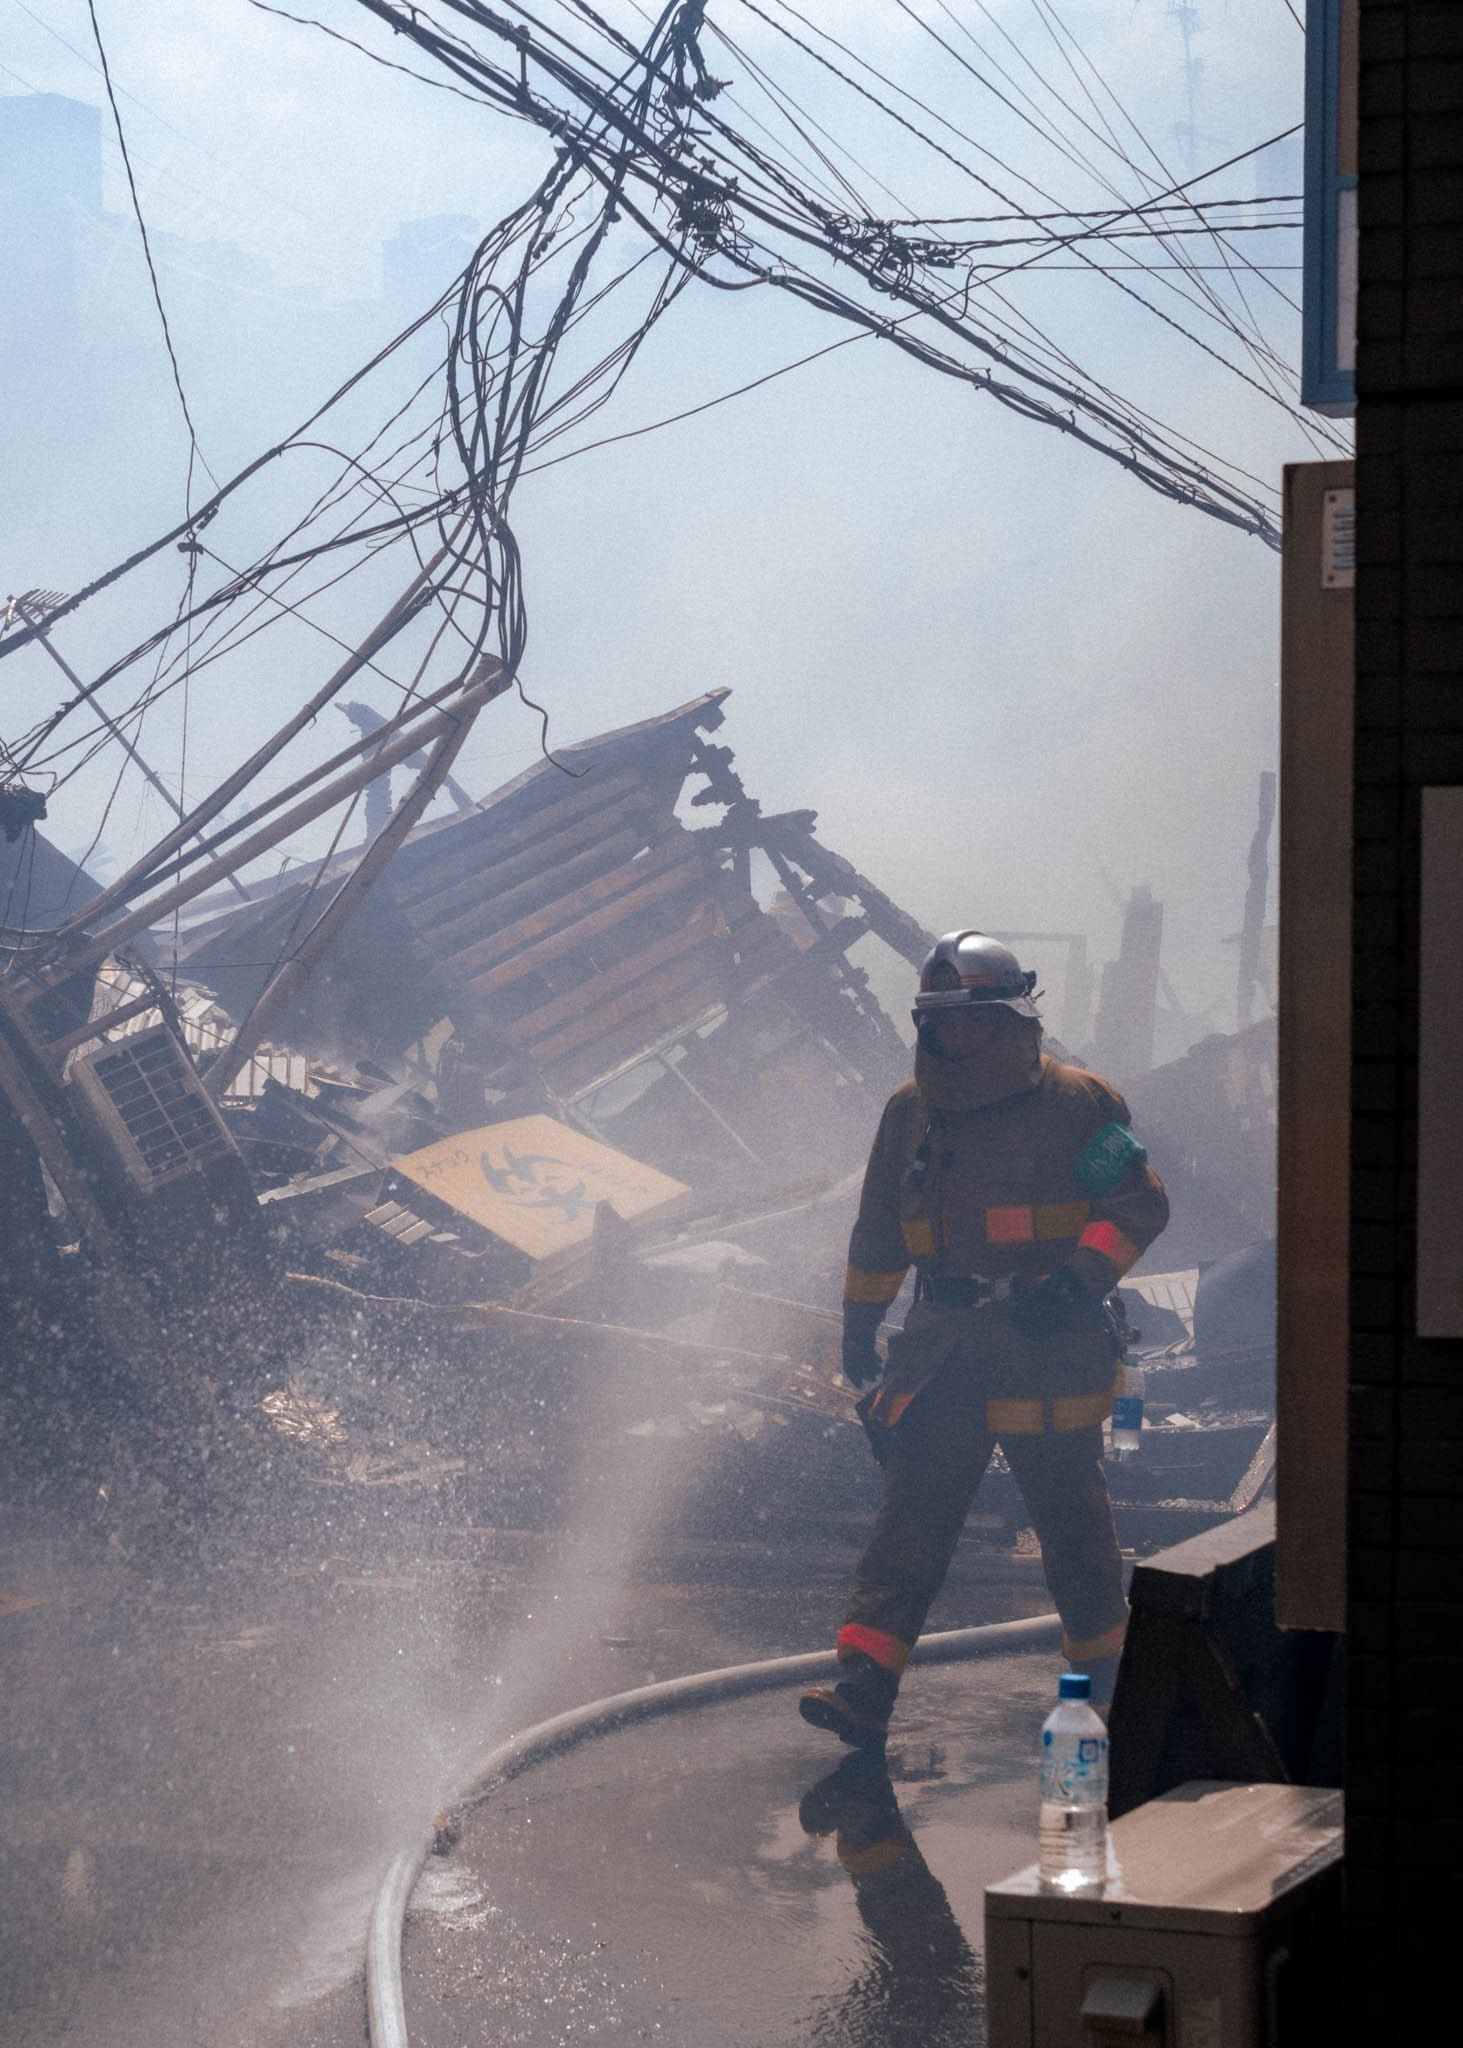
[842,1357,1127,1673]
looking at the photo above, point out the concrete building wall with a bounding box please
[1350,0,1463,1978]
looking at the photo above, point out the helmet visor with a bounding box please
[911,986,1040,1022]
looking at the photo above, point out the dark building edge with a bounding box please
[1350,0,1463,1981]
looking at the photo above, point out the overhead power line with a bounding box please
[83,0,217,494]
[2,0,1328,863]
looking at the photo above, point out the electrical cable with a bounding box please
[721,0,1319,429]
[922,0,1304,398]
[84,0,219,496]
[4,0,1321,944]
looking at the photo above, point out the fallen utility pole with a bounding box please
[47,527,467,946]
[340,698,476,813]
[206,661,505,1097]
[10,594,249,903]
[55,667,503,979]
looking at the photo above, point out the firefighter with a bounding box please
[799,932,1169,1747]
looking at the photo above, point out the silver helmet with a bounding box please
[912,932,1039,1023]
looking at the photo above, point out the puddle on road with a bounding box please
[413,1859,497,1932]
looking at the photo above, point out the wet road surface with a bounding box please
[403,1654,1052,2047]
[0,1492,1052,2047]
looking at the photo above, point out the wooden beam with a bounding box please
[512,901,718,1045]
[392,767,645,909]
[528,916,722,1065]
[762,821,934,969]
[409,784,651,920]
[422,822,653,959]
[552,977,718,1092]
[1276,458,1353,1632]
[451,831,698,982]
[463,845,709,997]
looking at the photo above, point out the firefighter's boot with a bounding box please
[799,1651,899,1748]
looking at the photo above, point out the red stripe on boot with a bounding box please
[837,1623,911,1677]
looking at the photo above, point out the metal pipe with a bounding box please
[52,533,464,938]
[204,680,494,1098]
[13,602,250,903]
[61,671,505,975]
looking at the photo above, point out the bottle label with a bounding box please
[1112,1396,1143,1430]
[1041,1728,1109,1801]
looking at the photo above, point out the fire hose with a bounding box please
[366,1610,1061,2047]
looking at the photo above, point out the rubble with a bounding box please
[0,684,1278,1551]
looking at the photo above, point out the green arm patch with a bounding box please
[1073,1120,1147,1194]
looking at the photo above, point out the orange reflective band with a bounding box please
[837,1623,911,1677]
[985,1204,1036,1245]
[839,1828,912,1877]
[1035,1201,1091,1241]
[844,1265,907,1306]
[1054,1390,1116,1431]
[1063,1619,1128,1663]
[1078,1220,1141,1276]
[878,1390,916,1428]
[901,1218,937,1258]
[986,1389,1115,1436]
[986,1396,1044,1435]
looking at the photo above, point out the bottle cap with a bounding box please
[1059,1672,1091,1700]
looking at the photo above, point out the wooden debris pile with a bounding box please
[173,690,928,1211]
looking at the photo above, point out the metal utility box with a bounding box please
[985,1781,1342,2047]
[69,1025,237,1194]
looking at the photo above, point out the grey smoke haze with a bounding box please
[0,0,1329,1038]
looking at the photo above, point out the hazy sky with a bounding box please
[0,0,1341,1040]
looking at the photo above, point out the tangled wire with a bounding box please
[0,0,1314,962]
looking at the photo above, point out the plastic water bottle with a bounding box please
[1038,1672,1109,1890]
[1110,1364,1145,1462]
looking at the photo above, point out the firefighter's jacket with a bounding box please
[845,1052,1169,1438]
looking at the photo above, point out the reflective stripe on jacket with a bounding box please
[844,1054,1170,1433]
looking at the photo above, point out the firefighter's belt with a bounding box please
[923,1274,1025,1308]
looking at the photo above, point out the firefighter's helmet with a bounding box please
[912,932,1039,1024]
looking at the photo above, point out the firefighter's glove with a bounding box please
[841,1299,885,1388]
[1010,1264,1089,1344]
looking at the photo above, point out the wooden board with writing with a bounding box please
[392,1113,689,1264]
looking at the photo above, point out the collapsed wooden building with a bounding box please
[0,671,1280,1543]
[174,689,930,1204]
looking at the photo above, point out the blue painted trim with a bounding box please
[1303,0,1356,416]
